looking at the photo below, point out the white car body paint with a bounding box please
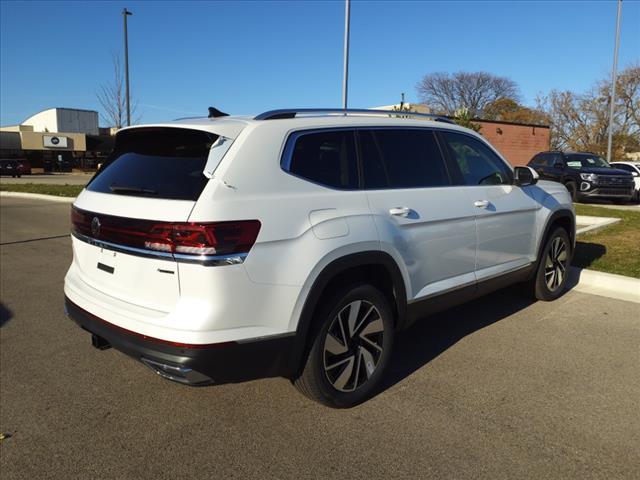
[65,113,574,349]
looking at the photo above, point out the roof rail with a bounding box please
[254,108,455,124]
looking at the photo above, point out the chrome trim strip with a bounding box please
[408,278,477,304]
[407,263,533,304]
[279,126,514,188]
[173,252,247,266]
[140,358,212,385]
[71,230,247,266]
[474,262,533,284]
[72,230,173,260]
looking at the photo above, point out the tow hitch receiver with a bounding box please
[91,334,112,350]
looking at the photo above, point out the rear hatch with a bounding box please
[71,127,217,312]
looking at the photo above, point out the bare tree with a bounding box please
[96,53,138,128]
[613,63,640,137]
[538,64,639,157]
[416,71,520,117]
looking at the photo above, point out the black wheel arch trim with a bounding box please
[287,251,407,378]
[534,208,576,274]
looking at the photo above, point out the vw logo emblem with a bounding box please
[91,217,101,237]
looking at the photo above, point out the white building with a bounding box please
[21,108,99,136]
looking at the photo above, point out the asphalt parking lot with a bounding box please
[1,196,639,479]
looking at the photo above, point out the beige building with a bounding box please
[0,108,112,171]
[373,103,431,114]
[0,124,87,151]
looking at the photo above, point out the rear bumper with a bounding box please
[64,296,296,385]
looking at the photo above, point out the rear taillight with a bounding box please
[144,221,261,256]
[71,207,260,258]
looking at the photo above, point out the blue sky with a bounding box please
[1,0,638,126]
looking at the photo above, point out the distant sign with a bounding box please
[43,135,68,148]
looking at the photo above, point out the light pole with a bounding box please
[123,8,133,127]
[342,0,350,110]
[606,0,622,163]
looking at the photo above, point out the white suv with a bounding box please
[64,108,575,407]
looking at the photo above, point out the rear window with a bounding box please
[87,127,218,201]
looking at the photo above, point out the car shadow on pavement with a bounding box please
[380,285,535,394]
[0,303,13,327]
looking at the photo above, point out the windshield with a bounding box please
[565,154,610,169]
[87,127,218,201]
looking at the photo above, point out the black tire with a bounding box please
[294,284,394,408]
[527,227,572,301]
[564,181,577,202]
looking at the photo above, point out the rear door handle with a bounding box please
[474,200,490,208]
[389,207,412,217]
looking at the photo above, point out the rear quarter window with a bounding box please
[284,130,358,189]
[87,127,218,201]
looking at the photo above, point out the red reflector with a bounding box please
[71,207,261,257]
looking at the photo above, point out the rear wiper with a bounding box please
[109,184,158,195]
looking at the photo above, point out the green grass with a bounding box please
[0,183,84,197]
[573,204,640,278]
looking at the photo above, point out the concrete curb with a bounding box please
[0,191,76,203]
[575,215,621,235]
[569,267,640,304]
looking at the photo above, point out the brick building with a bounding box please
[474,119,550,167]
[373,104,550,167]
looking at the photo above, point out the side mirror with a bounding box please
[553,162,564,169]
[514,166,539,187]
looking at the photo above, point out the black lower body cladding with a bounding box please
[64,297,295,385]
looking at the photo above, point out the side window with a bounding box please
[550,153,563,167]
[359,129,450,189]
[441,132,513,186]
[538,154,554,167]
[542,154,555,166]
[286,130,358,189]
[530,153,544,165]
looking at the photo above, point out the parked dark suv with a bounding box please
[1,159,23,177]
[528,151,635,204]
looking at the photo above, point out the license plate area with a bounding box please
[97,262,115,274]
[72,236,180,312]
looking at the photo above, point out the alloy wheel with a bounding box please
[545,236,568,291]
[322,300,385,392]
